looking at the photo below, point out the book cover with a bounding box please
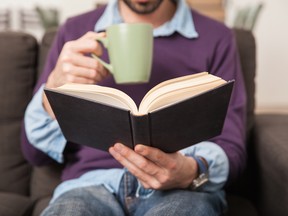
[44,81,234,153]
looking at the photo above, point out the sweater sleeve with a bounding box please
[21,24,67,166]
[24,85,66,163]
[209,29,247,183]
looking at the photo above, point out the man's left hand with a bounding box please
[109,143,198,190]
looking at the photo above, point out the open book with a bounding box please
[44,72,234,153]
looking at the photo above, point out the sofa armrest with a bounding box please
[254,113,288,216]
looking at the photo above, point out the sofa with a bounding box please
[0,28,287,216]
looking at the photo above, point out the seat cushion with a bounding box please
[30,165,62,200]
[255,114,288,216]
[226,194,258,216]
[32,196,51,216]
[0,192,33,216]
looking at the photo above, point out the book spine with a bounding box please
[130,114,151,148]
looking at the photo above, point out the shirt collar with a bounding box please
[95,0,199,39]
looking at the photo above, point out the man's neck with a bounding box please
[118,1,177,28]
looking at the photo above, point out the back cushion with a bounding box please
[0,32,38,195]
[233,28,256,136]
[30,28,63,200]
[37,27,58,79]
[227,29,257,199]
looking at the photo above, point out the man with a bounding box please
[22,0,247,215]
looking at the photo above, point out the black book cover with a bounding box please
[44,81,234,153]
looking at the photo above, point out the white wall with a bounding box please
[58,0,108,23]
[255,0,288,111]
[0,0,108,29]
[0,0,108,39]
[226,0,288,112]
[0,0,58,29]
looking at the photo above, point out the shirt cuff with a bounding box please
[180,141,229,192]
[24,84,66,163]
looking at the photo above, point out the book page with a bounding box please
[144,80,226,113]
[141,72,208,102]
[53,84,138,114]
[138,73,226,114]
[49,73,227,116]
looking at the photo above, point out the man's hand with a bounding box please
[109,143,198,190]
[43,31,109,117]
[46,31,109,88]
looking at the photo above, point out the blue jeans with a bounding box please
[41,171,227,216]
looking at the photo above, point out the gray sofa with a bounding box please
[0,28,287,216]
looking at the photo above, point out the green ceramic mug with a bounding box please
[92,23,153,84]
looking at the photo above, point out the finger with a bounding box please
[114,143,162,176]
[64,39,104,58]
[109,144,158,185]
[94,62,110,81]
[61,52,110,82]
[135,145,174,168]
[62,62,109,84]
[80,31,106,40]
[62,32,106,57]
[65,73,96,84]
[63,40,99,56]
[62,63,98,80]
[78,31,106,56]
[61,52,100,70]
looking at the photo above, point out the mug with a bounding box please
[92,23,153,84]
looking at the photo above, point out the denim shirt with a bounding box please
[24,0,229,203]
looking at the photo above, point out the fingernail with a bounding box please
[135,145,143,153]
[114,143,122,152]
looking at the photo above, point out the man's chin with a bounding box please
[122,0,164,15]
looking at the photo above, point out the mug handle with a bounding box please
[91,37,113,73]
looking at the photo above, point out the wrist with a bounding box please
[45,72,57,88]
[184,156,198,187]
[187,156,209,190]
[42,88,55,119]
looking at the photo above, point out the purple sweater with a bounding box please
[21,7,246,183]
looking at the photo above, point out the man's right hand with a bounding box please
[43,31,109,117]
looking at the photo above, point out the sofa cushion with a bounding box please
[32,196,51,216]
[0,122,31,195]
[255,114,288,216]
[226,194,258,216]
[30,165,62,200]
[233,28,256,135]
[0,32,38,195]
[28,28,63,201]
[0,32,38,119]
[0,192,33,216]
[37,27,57,79]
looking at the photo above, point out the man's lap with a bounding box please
[41,177,227,216]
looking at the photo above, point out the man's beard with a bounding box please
[122,0,164,15]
